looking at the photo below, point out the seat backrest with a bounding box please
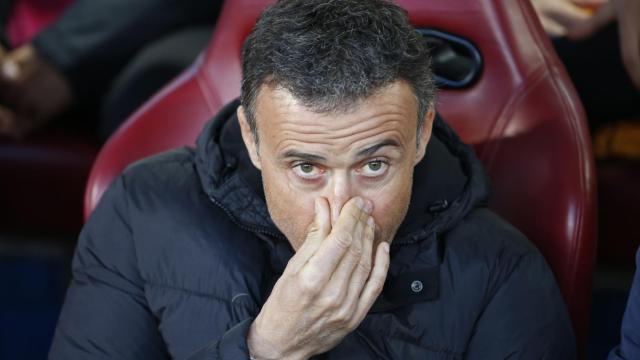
[85,0,597,352]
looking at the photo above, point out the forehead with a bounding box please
[253,81,419,154]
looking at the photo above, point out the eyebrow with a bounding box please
[280,150,327,162]
[280,139,401,162]
[356,139,401,157]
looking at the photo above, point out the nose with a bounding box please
[327,170,354,225]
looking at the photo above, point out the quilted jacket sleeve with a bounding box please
[464,252,577,359]
[48,175,254,359]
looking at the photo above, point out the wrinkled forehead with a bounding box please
[253,81,419,130]
[252,82,420,155]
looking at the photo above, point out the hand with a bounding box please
[247,197,390,360]
[530,0,606,37]
[568,0,640,88]
[0,44,73,139]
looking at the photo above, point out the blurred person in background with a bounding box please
[0,0,223,141]
[532,0,640,128]
[534,2,640,357]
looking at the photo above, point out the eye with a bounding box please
[293,163,324,180]
[360,160,389,178]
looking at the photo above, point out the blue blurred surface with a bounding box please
[0,251,67,360]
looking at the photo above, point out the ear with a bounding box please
[237,106,262,170]
[414,108,435,165]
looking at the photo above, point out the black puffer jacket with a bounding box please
[49,100,575,359]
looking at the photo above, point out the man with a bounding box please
[49,0,575,358]
[0,0,222,140]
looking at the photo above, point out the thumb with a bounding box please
[568,2,616,40]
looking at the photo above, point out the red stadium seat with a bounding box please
[85,0,597,354]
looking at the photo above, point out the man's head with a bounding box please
[237,0,437,250]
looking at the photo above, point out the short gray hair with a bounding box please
[240,0,436,143]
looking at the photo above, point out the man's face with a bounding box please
[238,81,434,251]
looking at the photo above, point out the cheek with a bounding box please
[369,190,409,232]
[262,165,316,249]
[364,168,413,242]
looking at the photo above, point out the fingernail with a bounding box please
[363,199,373,214]
[382,242,389,253]
[355,197,364,210]
[314,198,319,214]
[367,216,374,227]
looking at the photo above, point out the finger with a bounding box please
[540,16,572,37]
[616,1,640,88]
[536,0,592,31]
[619,33,640,89]
[332,197,371,236]
[568,2,615,39]
[288,197,331,271]
[324,213,369,302]
[307,197,372,276]
[339,216,375,314]
[351,241,390,326]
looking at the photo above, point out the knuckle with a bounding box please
[285,257,301,273]
[305,222,319,236]
[345,317,360,332]
[368,278,386,293]
[347,210,361,224]
[357,260,372,274]
[344,307,361,330]
[320,291,343,309]
[333,232,353,249]
[298,281,316,296]
[345,320,359,332]
[298,272,321,294]
[349,242,363,257]
[299,281,316,295]
[332,309,351,324]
